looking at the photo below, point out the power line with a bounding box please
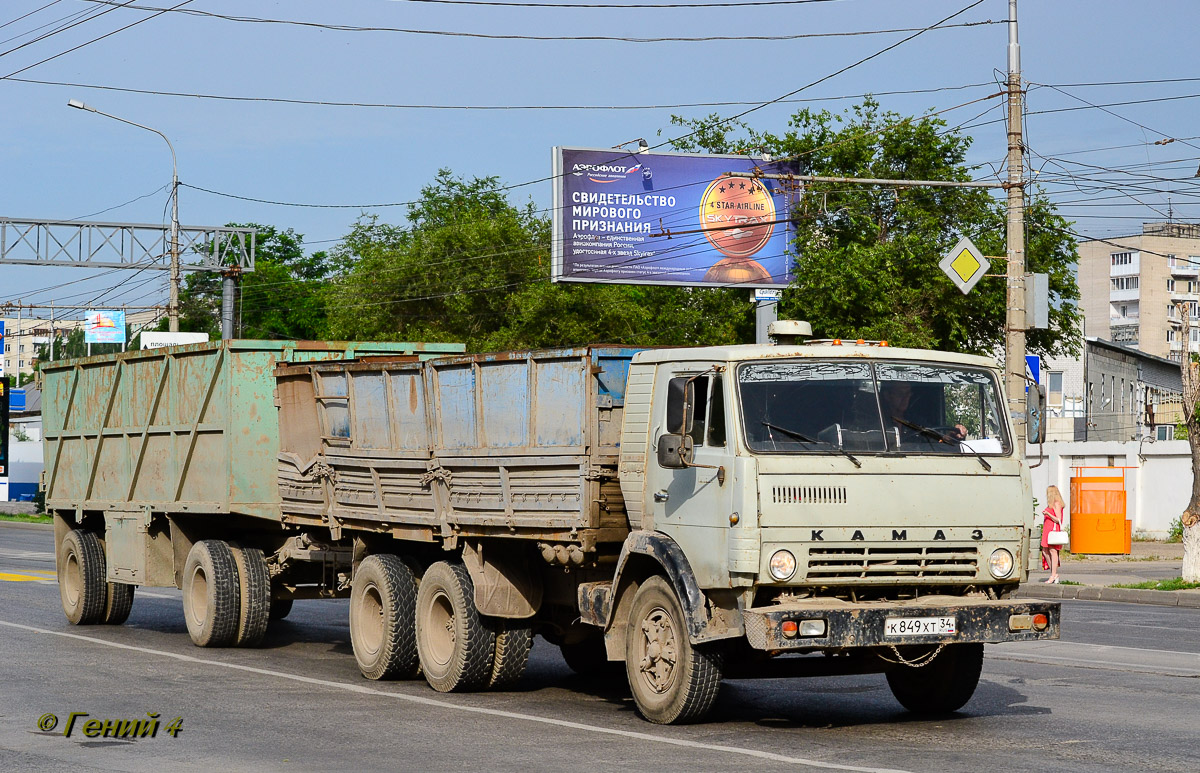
[83,1,999,43]
[4,74,995,111]
[0,1,66,33]
[0,0,195,81]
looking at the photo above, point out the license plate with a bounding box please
[884,616,957,637]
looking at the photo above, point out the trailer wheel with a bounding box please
[885,643,984,715]
[416,561,496,692]
[624,576,723,725]
[102,582,135,625]
[182,540,241,648]
[350,554,420,680]
[488,621,533,690]
[58,529,107,625]
[230,546,271,647]
[268,597,293,621]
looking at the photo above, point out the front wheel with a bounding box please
[624,576,723,724]
[885,643,984,714]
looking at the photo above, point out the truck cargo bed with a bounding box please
[276,347,641,545]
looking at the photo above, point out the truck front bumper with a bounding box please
[741,596,1060,651]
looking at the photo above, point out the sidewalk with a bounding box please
[1016,540,1200,608]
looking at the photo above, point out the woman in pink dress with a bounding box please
[1041,485,1066,583]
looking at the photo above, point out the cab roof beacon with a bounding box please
[767,320,813,345]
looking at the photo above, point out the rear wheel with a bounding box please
[885,643,984,714]
[102,582,135,625]
[416,561,496,692]
[624,576,723,725]
[230,546,271,647]
[58,529,107,625]
[488,621,533,689]
[350,554,420,680]
[182,540,240,648]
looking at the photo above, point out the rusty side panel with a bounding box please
[278,347,643,542]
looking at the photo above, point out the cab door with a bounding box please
[644,365,736,589]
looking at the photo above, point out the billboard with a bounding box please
[0,320,5,377]
[141,332,210,350]
[552,147,795,288]
[85,309,127,344]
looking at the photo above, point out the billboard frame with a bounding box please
[552,146,795,290]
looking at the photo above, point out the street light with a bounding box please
[68,99,181,332]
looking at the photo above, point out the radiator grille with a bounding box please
[806,546,978,580]
[771,485,847,505]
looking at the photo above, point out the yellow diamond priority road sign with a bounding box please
[939,236,990,295]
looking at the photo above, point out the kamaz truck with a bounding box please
[44,325,1059,724]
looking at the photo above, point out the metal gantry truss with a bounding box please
[0,218,256,272]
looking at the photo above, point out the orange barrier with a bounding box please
[1068,474,1131,555]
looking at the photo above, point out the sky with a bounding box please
[1,0,1198,322]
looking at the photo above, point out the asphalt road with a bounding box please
[2,522,1198,773]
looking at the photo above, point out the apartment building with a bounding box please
[1,310,163,379]
[1078,221,1200,362]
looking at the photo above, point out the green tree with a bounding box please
[325,170,753,350]
[669,100,1082,357]
[171,224,331,340]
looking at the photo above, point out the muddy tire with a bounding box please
[415,561,496,692]
[268,597,293,621]
[102,582,135,625]
[58,529,108,625]
[488,621,533,690]
[624,576,723,725]
[182,540,241,648]
[230,546,271,647]
[350,554,421,680]
[886,643,984,714]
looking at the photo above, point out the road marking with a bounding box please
[0,572,53,582]
[0,548,55,562]
[991,640,1200,677]
[0,619,911,773]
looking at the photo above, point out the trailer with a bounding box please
[45,330,1061,724]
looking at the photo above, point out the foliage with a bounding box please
[1111,577,1200,591]
[170,224,331,340]
[0,513,51,524]
[325,170,754,350]
[1167,516,1184,543]
[667,100,1083,357]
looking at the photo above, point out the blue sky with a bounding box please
[1,0,1197,318]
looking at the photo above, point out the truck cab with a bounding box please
[607,332,1055,721]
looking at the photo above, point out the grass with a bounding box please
[1110,578,1200,592]
[1057,580,1083,585]
[0,513,52,524]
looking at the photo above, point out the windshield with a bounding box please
[738,359,1010,456]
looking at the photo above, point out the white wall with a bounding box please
[5,440,43,501]
[1026,439,1192,538]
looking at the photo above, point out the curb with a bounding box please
[0,520,53,532]
[1015,584,1200,609]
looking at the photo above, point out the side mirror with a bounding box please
[1026,384,1047,443]
[657,433,694,469]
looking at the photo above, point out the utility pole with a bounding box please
[1004,0,1028,443]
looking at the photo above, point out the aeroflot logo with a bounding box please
[572,162,643,184]
[809,529,985,541]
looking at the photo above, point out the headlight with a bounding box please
[769,549,797,581]
[989,548,1014,579]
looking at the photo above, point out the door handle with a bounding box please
[653,490,669,502]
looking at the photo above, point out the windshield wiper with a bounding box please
[761,421,862,468]
[890,417,991,471]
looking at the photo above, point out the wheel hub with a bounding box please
[638,608,678,693]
